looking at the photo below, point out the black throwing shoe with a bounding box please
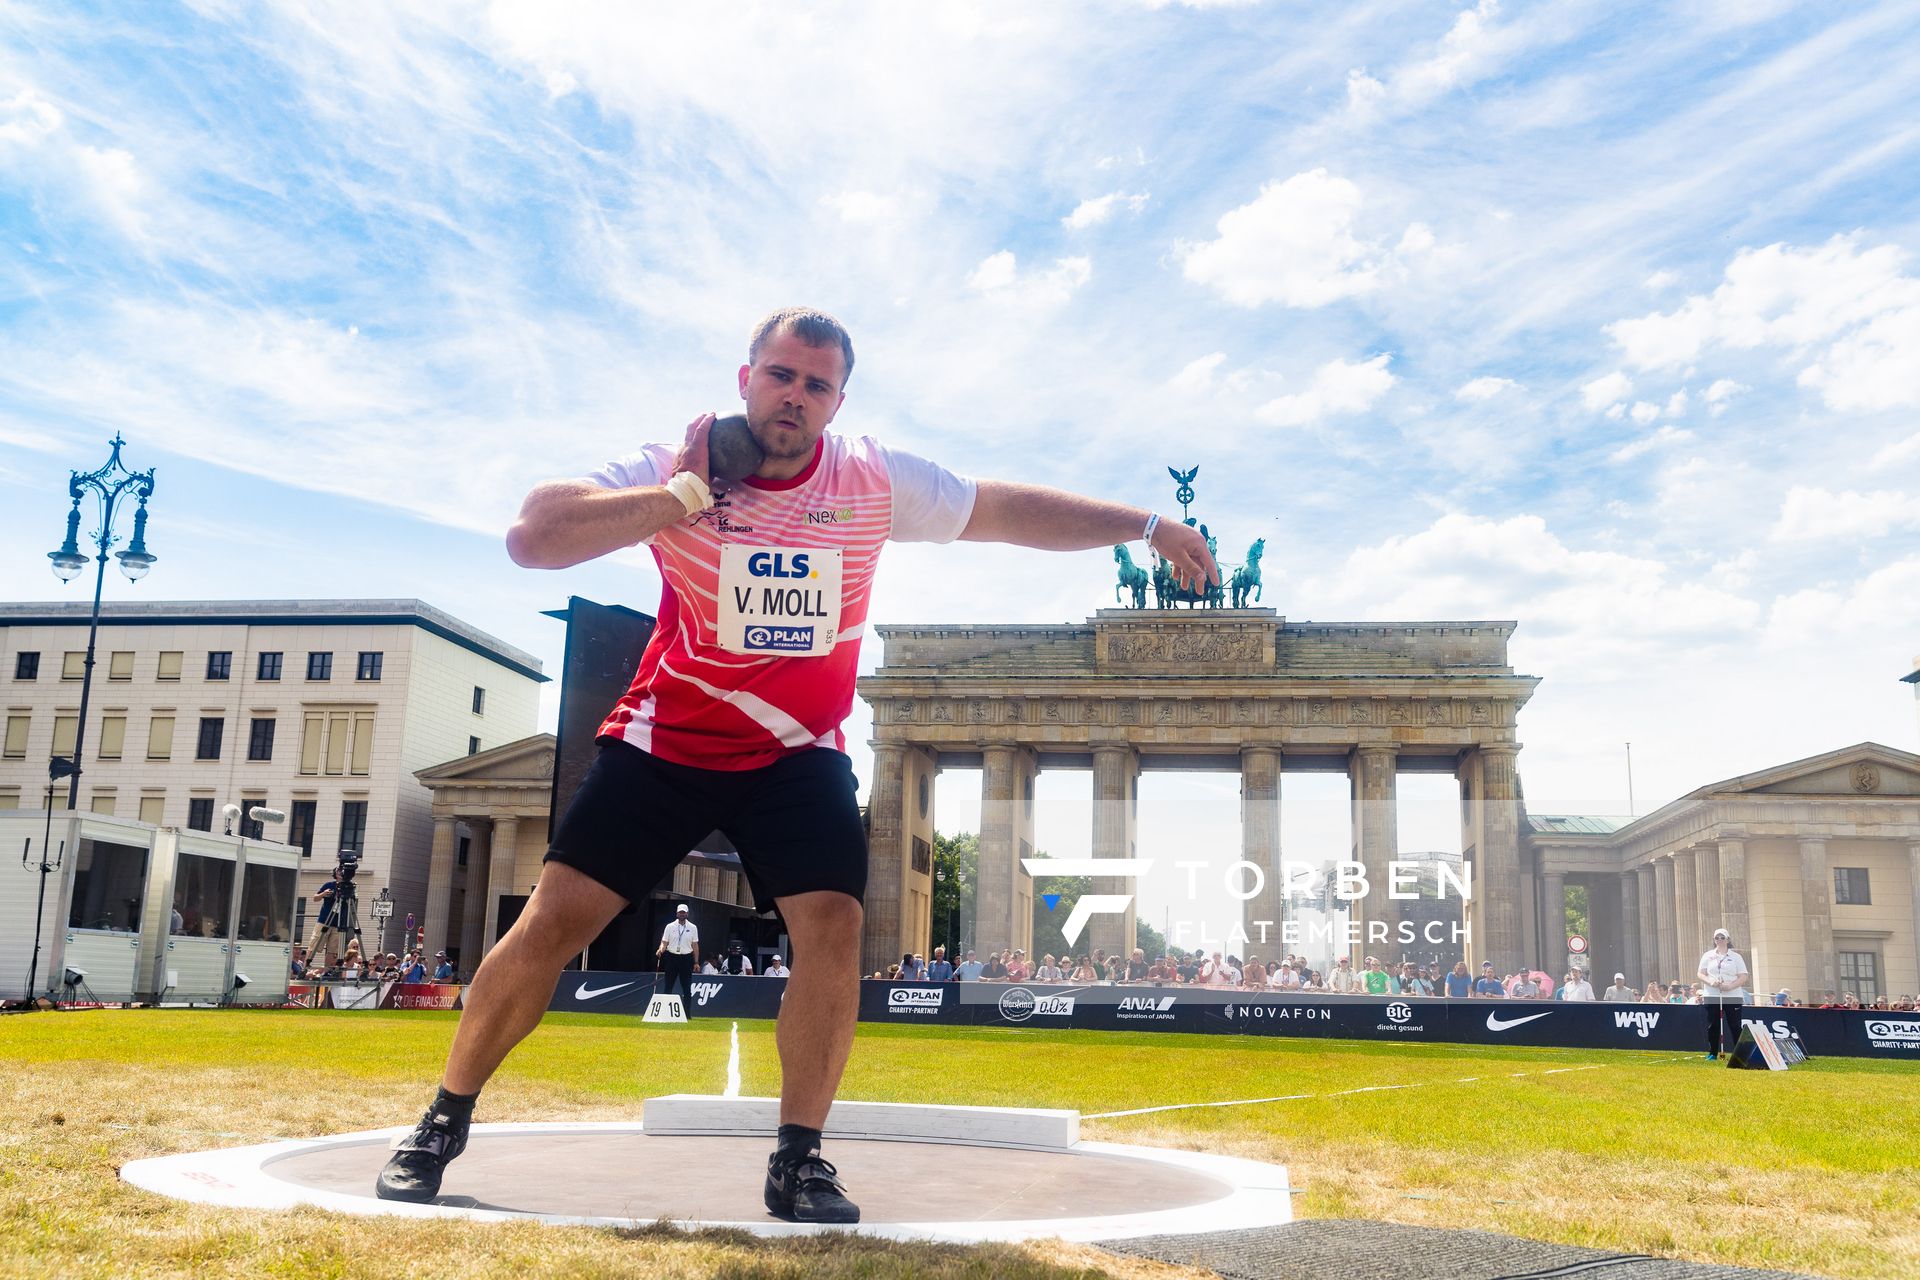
[374,1106,470,1202]
[764,1150,861,1224]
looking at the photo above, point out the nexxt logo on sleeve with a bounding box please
[719,546,842,657]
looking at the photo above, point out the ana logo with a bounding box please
[743,625,815,651]
[746,551,814,578]
[1385,1001,1413,1025]
[887,986,945,1015]
[998,987,1038,1022]
[1116,994,1178,1019]
[1615,1009,1661,1038]
[1486,1010,1553,1032]
[1020,858,1155,944]
[806,507,855,525]
[690,981,723,1007]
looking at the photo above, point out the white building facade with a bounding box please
[0,600,543,964]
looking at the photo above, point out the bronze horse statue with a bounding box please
[1151,521,1225,608]
[1230,537,1265,608]
[1113,544,1149,608]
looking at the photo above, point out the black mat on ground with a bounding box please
[1102,1220,1805,1280]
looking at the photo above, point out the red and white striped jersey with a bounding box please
[586,432,975,770]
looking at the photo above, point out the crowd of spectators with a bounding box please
[290,940,457,984]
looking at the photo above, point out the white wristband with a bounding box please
[1142,512,1160,546]
[665,470,712,516]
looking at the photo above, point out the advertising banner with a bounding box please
[380,982,465,1011]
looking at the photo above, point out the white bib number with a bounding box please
[718,545,842,657]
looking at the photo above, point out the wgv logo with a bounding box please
[690,981,723,1007]
[1021,858,1155,944]
[1616,1010,1661,1038]
[747,551,814,578]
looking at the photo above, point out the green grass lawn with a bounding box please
[3,1009,1918,1278]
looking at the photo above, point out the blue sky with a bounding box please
[4,2,1917,944]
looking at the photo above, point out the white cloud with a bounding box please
[1629,400,1660,425]
[1581,371,1632,412]
[1178,169,1422,308]
[1255,353,1394,427]
[1770,486,1920,542]
[1872,430,1920,469]
[1455,375,1519,402]
[1609,425,1694,463]
[965,250,1092,307]
[1345,0,1536,121]
[1704,379,1747,414]
[1606,235,1920,411]
[1170,352,1228,393]
[1645,269,1680,291]
[1664,389,1688,417]
[1063,191,1149,230]
[820,191,900,223]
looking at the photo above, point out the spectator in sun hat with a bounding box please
[433,952,456,982]
[1329,955,1360,993]
[764,954,790,978]
[402,952,428,983]
[1603,972,1633,1001]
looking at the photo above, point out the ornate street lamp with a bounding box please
[45,434,157,808]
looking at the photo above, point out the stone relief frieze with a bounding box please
[1108,630,1262,663]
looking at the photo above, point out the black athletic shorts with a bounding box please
[544,738,867,910]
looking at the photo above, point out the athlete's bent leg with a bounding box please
[762,889,863,1223]
[376,862,626,1201]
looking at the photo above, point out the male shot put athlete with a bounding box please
[375,307,1218,1222]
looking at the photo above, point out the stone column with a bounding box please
[717,869,740,906]
[1695,841,1722,943]
[483,814,519,953]
[1719,837,1750,955]
[1910,843,1920,998]
[693,863,721,904]
[421,816,458,958]
[1541,870,1567,957]
[1800,838,1836,999]
[976,744,1023,960]
[1478,746,1523,974]
[458,820,491,970]
[1350,744,1400,961]
[1619,871,1641,986]
[1240,746,1282,954]
[1090,744,1138,959]
[861,743,907,976]
[1671,848,1698,987]
[1653,857,1676,987]
[1636,864,1659,984]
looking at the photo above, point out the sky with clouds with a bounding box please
[3,1,1917,948]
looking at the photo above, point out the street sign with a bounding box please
[370,898,393,919]
[1567,934,1588,954]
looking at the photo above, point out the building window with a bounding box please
[207,651,232,680]
[90,792,115,816]
[248,717,276,761]
[300,710,375,776]
[147,715,175,760]
[187,797,214,831]
[339,800,368,854]
[157,651,182,680]
[294,897,307,943]
[240,800,268,840]
[457,834,470,868]
[68,838,146,932]
[98,714,127,760]
[307,652,333,681]
[289,800,317,858]
[13,652,37,680]
[357,652,383,681]
[52,714,77,760]
[138,795,165,825]
[108,651,134,680]
[1838,950,1880,1001]
[196,717,224,761]
[468,736,480,756]
[258,651,283,681]
[1834,868,1871,906]
[472,686,486,715]
[3,715,27,760]
[62,652,85,679]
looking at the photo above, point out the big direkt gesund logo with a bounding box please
[1020,857,1154,945]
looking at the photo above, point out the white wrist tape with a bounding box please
[1142,512,1161,546]
[665,470,713,516]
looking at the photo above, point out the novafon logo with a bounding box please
[1616,1009,1661,1038]
[690,981,723,1007]
[887,986,945,1015]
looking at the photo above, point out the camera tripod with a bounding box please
[304,876,363,972]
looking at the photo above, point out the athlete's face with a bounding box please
[738,329,846,474]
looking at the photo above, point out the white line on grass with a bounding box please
[1084,1064,1604,1119]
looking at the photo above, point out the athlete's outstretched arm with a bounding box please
[507,414,714,569]
[958,479,1220,588]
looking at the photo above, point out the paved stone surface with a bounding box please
[1103,1220,1806,1280]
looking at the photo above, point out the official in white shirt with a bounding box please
[765,955,790,978]
[1697,927,1749,1060]
[657,904,699,1004]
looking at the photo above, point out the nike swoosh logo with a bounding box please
[1486,1011,1553,1031]
[574,981,635,1001]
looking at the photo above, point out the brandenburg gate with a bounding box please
[856,610,1540,975]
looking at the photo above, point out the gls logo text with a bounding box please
[1020,858,1155,945]
[747,552,815,578]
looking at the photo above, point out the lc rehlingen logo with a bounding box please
[1020,856,1474,950]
